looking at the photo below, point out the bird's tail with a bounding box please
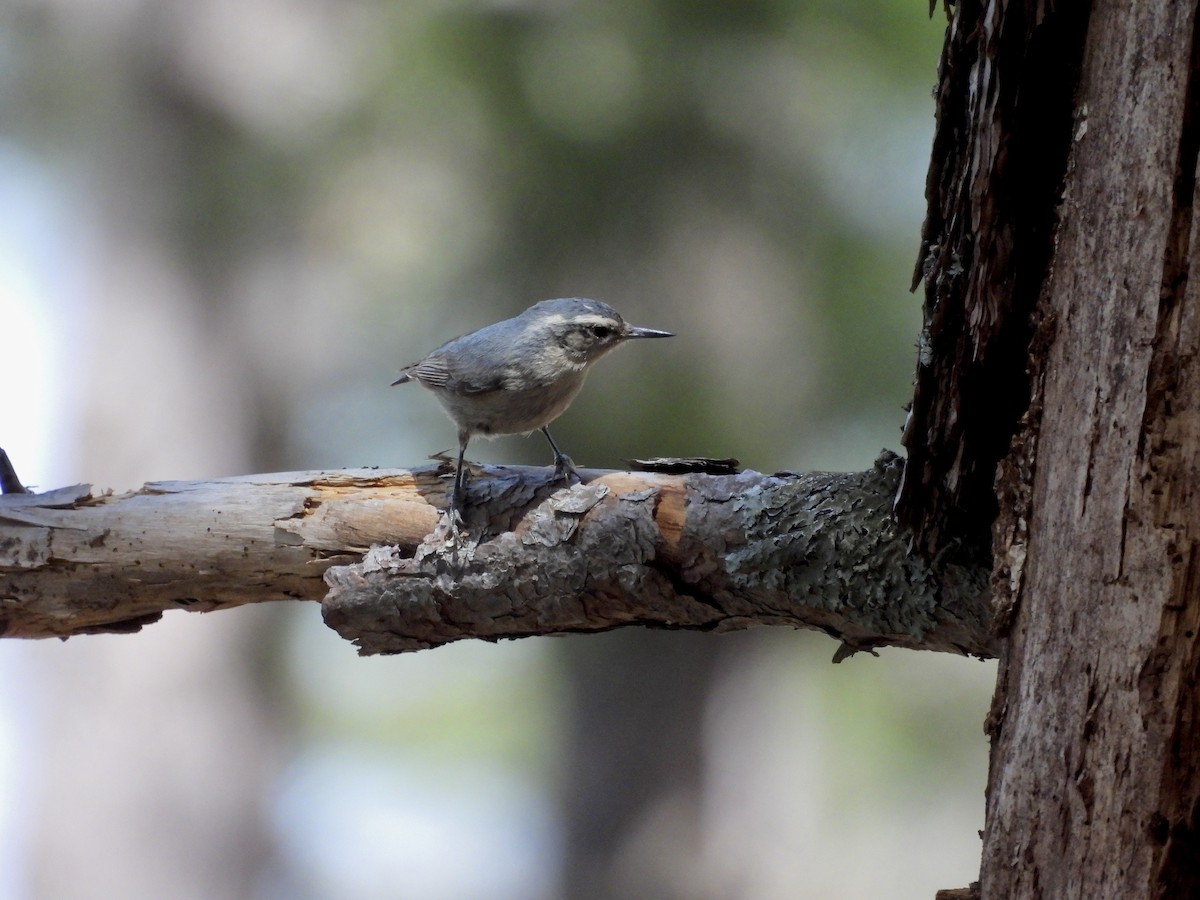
[390,372,411,386]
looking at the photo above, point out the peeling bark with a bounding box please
[0,457,994,658]
[898,0,1089,558]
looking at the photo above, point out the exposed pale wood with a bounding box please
[0,468,439,637]
[1,458,995,658]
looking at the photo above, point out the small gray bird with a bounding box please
[392,297,673,524]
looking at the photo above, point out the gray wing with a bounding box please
[393,350,506,394]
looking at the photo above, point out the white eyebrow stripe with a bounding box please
[559,315,616,327]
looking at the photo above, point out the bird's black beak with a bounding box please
[625,325,674,339]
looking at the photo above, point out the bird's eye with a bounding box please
[590,324,613,339]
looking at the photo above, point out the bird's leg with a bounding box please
[541,426,581,484]
[448,431,470,531]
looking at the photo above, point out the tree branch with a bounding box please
[323,452,994,657]
[0,454,995,656]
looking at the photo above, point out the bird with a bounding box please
[392,297,673,526]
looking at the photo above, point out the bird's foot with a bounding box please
[443,483,468,535]
[552,452,582,485]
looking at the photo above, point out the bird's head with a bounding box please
[522,298,673,365]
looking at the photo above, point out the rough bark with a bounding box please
[904,1,1200,896]
[0,456,996,658]
[981,1,1200,896]
[322,454,991,657]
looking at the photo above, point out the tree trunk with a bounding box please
[902,0,1200,894]
[982,1,1200,895]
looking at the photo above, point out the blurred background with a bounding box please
[0,1,997,898]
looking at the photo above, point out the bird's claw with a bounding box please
[552,453,582,485]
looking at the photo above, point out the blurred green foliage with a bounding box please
[4,0,944,473]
